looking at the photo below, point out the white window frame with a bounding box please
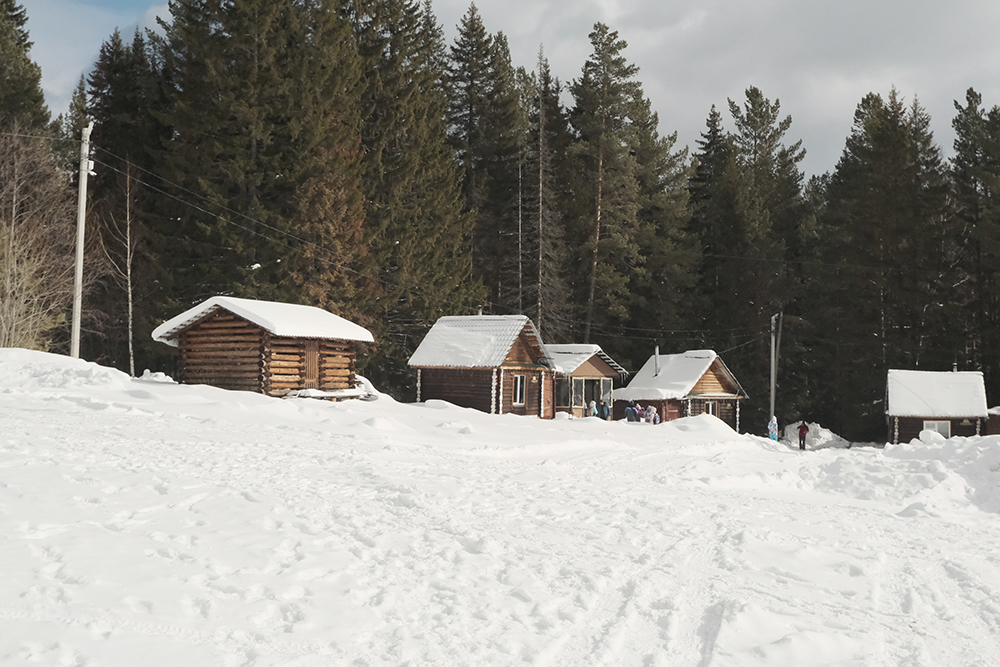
[922,420,950,438]
[704,401,718,416]
[513,374,526,407]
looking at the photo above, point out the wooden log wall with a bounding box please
[178,313,265,392]
[175,310,360,398]
[262,337,357,396]
[318,339,356,391]
[265,336,305,396]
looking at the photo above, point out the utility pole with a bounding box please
[769,311,783,420]
[70,121,94,359]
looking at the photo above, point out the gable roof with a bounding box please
[885,369,988,418]
[151,296,374,347]
[407,315,545,368]
[615,349,745,401]
[545,344,628,376]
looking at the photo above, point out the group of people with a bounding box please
[581,398,659,423]
[587,401,811,443]
[770,415,811,450]
[622,401,660,424]
[587,398,612,421]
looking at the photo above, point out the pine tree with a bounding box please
[523,50,573,342]
[950,88,1000,406]
[154,0,366,317]
[483,32,524,310]
[816,89,952,438]
[446,3,492,215]
[79,30,166,369]
[347,0,481,396]
[0,0,48,129]
[285,0,367,317]
[622,94,698,369]
[445,5,522,312]
[568,22,642,343]
[686,89,809,434]
[51,76,89,173]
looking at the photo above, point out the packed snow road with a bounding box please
[2,349,1000,666]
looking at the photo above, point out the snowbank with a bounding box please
[3,350,1000,666]
[781,421,852,450]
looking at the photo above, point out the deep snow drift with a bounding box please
[2,349,1000,666]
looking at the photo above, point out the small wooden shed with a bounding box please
[613,349,747,429]
[546,344,628,417]
[408,315,554,418]
[885,369,988,444]
[152,296,374,397]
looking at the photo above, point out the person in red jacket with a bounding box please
[797,421,810,450]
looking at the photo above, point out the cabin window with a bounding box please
[704,401,718,416]
[922,420,950,438]
[601,378,613,402]
[573,378,585,408]
[513,375,526,406]
[556,379,571,408]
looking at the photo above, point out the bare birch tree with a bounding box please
[99,162,139,375]
[0,126,75,349]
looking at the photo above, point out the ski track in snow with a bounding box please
[2,350,1000,665]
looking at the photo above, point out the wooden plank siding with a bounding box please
[497,367,545,416]
[890,416,983,444]
[412,324,550,417]
[420,368,495,413]
[572,356,618,378]
[691,368,727,395]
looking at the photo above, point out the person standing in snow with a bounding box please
[768,415,778,441]
[588,400,598,417]
[643,405,660,424]
[597,398,611,421]
[797,421,809,450]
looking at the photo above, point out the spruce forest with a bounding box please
[3,0,1000,440]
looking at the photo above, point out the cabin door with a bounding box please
[304,340,319,389]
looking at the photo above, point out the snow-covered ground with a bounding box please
[3,349,1000,666]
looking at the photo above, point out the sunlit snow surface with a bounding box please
[3,349,1000,666]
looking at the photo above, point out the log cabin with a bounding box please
[151,296,374,397]
[546,344,628,418]
[408,315,554,418]
[613,349,747,428]
[885,369,988,444]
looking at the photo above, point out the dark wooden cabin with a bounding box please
[152,296,374,397]
[547,344,628,418]
[885,369,988,444]
[408,315,555,418]
[613,350,747,429]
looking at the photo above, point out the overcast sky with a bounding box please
[20,0,1000,177]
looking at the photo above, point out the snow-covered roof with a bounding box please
[885,369,988,418]
[151,296,375,347]
[408,315,544,368]
[615,349,743,401]
[545,344,627,376]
